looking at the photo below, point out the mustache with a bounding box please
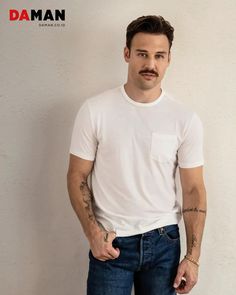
[139,69,159,77]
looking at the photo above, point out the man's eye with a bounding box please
[156,55,164,59]
[138,53,147,57]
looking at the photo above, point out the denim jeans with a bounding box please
[87,224,181,295]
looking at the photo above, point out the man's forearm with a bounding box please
[182,186,207,261]
[67,174,102,240]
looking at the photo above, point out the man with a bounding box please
[67,15,207,295]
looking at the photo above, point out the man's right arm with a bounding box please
[67,153,100,239]
[66,153,120,261]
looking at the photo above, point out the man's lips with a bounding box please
[140,72,157,79]
[140,71,158,76]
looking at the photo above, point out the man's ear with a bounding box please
[168,51,171,64]
[124,46,130,63]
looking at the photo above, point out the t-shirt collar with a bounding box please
[120,84,165,107]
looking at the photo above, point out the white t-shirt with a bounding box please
[69,85,204,237]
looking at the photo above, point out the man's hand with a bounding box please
[173,258,198,294]
[89,230,120,261]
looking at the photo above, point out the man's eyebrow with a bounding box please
[135,49,168,54]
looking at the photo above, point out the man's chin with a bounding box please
[137,81,158,91]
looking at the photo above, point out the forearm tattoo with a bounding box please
[182,207,206,254]
[189,234,198,255]
[183,207,206,214]
[104,232,109,242]
[80,180,97,225]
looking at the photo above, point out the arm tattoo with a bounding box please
[188,234,198,255]
[104,232,109,242]
[97,222,110,243]
[80,181,112,243]
[80,180,97,225]
[182,207,206,214]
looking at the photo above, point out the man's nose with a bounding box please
[144,57,156,70]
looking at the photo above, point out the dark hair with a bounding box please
[126,15,174,51]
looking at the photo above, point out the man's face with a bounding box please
[124,32,171,90]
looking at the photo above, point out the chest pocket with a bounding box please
[150,133,178,163]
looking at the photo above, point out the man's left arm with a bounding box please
[173,165,207,294]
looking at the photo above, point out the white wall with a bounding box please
[1,0,236,294]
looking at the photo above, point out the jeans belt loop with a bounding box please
[158,227,165,235]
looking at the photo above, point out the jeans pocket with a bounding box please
[112,237,120,247]
[163,225,180,242]
[89,249,106,262]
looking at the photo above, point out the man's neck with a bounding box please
[124,82,162,103]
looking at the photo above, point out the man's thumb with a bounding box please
[173,270,184,288]
[115,247,120,255]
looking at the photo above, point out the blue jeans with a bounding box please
[87,224,181,295]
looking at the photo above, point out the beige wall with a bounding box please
[1,0,236,294]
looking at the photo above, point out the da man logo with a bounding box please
[9,9,65,21]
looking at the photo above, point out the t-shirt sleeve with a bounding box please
[69,100,98,161]
[177,112,204,168]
